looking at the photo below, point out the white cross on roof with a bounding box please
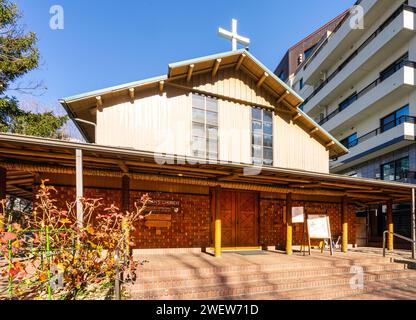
[218,19,250,51]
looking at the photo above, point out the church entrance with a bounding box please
[214,190,259,248]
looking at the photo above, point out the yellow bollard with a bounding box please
[342,222,348,253]
[341,197,348,253]
[387,200,394,251]
[286,223,293,255]
[286,193,293,255]
[214,218,221,257]
[388,223,394,251]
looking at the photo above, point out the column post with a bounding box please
[0,167,6,232]
[75,149,83,229]
[412,188,416,260]
[341,196,348,253]
[286,193,293,255]
[214,187,222,258]
[121,175,130,212]
[387,199,394,251]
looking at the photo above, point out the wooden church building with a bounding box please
[1,49,415,256]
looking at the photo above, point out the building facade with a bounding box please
[276,0,416,243]
[2,50,413,256]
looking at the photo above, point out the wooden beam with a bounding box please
[274,108,293,115]
[186,64,195,83]
[292,113,302,122]
[235,53,246,71]
[326,141,335,150]
[117,160,129,173]
[289,183,321,189]
[310,127,319,136]
[159,80,165,94]
[257,72,269,88]
[347,189,384,194]
[129,88,135,100]
[276,90,290,104]
[212,59,222,77]
[6,178,33,185]
[96,96,103,108]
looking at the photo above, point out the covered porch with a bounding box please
[0,133,415,257]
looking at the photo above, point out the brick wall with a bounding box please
[47,186,122,218]
[130,191,211,249]
[260,199,356,249]
[37,186,356,250]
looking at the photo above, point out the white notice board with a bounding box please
[292,207,304,223]
[307,215,331,239]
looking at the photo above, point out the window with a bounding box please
[191,94,219,161]
[381,157,409,181]
[304,44,318,60]
[380,105,409,133]
[339,92,358,112]
[278,71,286,81]
[299,78,304,90]
[251,108,273,166]
[340,133,358,149]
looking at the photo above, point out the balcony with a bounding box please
[302,0,391,84]
[320,61,416,134]
[330,116,416,173]
[302,4,416,115]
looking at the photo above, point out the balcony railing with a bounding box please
[300,0,363,72]
[318,59,416,126]
[300,2,414,109]
[341,115,416,149]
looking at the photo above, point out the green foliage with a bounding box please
[0,0,68,138]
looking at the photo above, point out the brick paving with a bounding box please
[127,248,416,300]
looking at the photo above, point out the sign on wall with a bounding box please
[143,199,181,233]
[292,207,304,223]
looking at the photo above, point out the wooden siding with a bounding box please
[95,67,330,173]
[96,87,192,157]
[178,68,276,109]
[274,114,330,173]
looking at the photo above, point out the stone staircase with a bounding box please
[126,255,416,300]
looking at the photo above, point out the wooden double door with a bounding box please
[215,190,259,248]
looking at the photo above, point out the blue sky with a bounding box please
[12,0,354,118]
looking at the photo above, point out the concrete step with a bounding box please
[131,262,406,291]
[128,268,415,300]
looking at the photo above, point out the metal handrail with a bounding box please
[383,230,416,259]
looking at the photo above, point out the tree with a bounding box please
[0,0,67,138]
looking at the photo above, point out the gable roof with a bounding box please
[60,49,348,158]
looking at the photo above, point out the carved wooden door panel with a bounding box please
[219,190,236,247]
[217,190,258,247]
[236,192,258,247]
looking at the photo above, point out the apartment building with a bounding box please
[276,0,416,244]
